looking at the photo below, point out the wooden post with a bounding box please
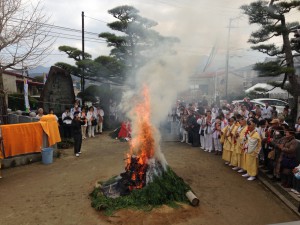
[186,190,200,206]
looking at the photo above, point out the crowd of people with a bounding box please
[34,100,105,157]
[172,97,300,190]
[28,97,300,191]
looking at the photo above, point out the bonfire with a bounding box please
[90,86,198,215]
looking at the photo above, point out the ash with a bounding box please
[101,158,165,198]
[146,158,164,184]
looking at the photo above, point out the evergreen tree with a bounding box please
[99,5,179,83]
[241,0,300,119]
[56,46,125,91]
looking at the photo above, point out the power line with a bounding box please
[9,17,104,38]
[0,52,65,56]
[85,15,108,24]
[4,24,106,43]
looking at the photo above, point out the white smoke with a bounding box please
[118,0,257,166]
[120,47,199,167]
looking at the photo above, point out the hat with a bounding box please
[286,127,296,135]
[270,119,280,124]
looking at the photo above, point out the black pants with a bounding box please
[74,133,82,154]
[63,124,72,139]
[192,131,200,147]
[262,139,271,167]
[188,130,193,143]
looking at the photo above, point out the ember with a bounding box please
[123,155,148,191]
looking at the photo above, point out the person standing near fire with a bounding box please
[87,106,97,138]
[181,109,189,143]
[211,117,222,155]
[229,116,241,168]
[72,111,85,157]
[36,108,44,119]
[222,116,238,166]
[242,118,262,181]
[232,115,248,173]
[80,107,87,139]
[203,110,213,152]
[262,102,272,119]
[62,107,73,138]
[71,100,81,116]
[222,117,235,165]
[96,105,104,134]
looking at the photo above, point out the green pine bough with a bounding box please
[90,166,192,216]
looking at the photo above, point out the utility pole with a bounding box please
[225,18,233,99]
[81,11,85,92]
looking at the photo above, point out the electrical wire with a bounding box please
[84,15,108,24]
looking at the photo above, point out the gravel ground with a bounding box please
[0,132,299,225]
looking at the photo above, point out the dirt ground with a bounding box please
[0,133,299,225]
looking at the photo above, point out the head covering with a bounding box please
[270,119,280,124]
[286,127,296,135]
[74,111,80,116]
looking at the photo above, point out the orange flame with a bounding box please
[125,85,156,190]
[129,85,155,163]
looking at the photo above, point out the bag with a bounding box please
[267,150,275,160]
[91,119,97,126]
[200,130,205,136]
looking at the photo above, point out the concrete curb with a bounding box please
[1,149,60,168]
[258,173,300,218]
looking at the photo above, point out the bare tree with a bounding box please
[0,0,54,123]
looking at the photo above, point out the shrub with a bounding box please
[8,93,39,111]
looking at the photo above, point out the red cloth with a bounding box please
[118,122,131,138]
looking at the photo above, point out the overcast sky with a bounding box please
[37,0,298,72]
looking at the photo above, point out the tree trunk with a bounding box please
[297,96,300,119]
[0,70,8,124]
[281,17,299,122]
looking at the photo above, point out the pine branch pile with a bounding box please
[90,166,191,215]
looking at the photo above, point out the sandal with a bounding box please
[291,189,300,195]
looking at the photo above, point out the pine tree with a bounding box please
[241,0,300,120]
[99,5,179,84]
[56,46,126,91]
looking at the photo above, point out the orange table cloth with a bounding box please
[0,122,43,158]
[39,115,61,146]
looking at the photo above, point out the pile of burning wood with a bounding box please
[92,86,199,213]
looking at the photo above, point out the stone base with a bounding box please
[1,149,59,169]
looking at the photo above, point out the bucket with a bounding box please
[41,147,54,164]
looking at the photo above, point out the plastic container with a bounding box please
[41,147,54,165]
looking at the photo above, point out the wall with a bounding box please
[3,73,17,93]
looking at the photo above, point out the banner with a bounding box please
[24,79,30,112]
[43,73,47,84]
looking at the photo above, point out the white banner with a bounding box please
[24,79,30,112]
[43,73,47,84]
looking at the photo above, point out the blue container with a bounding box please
[41,147,54,164]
